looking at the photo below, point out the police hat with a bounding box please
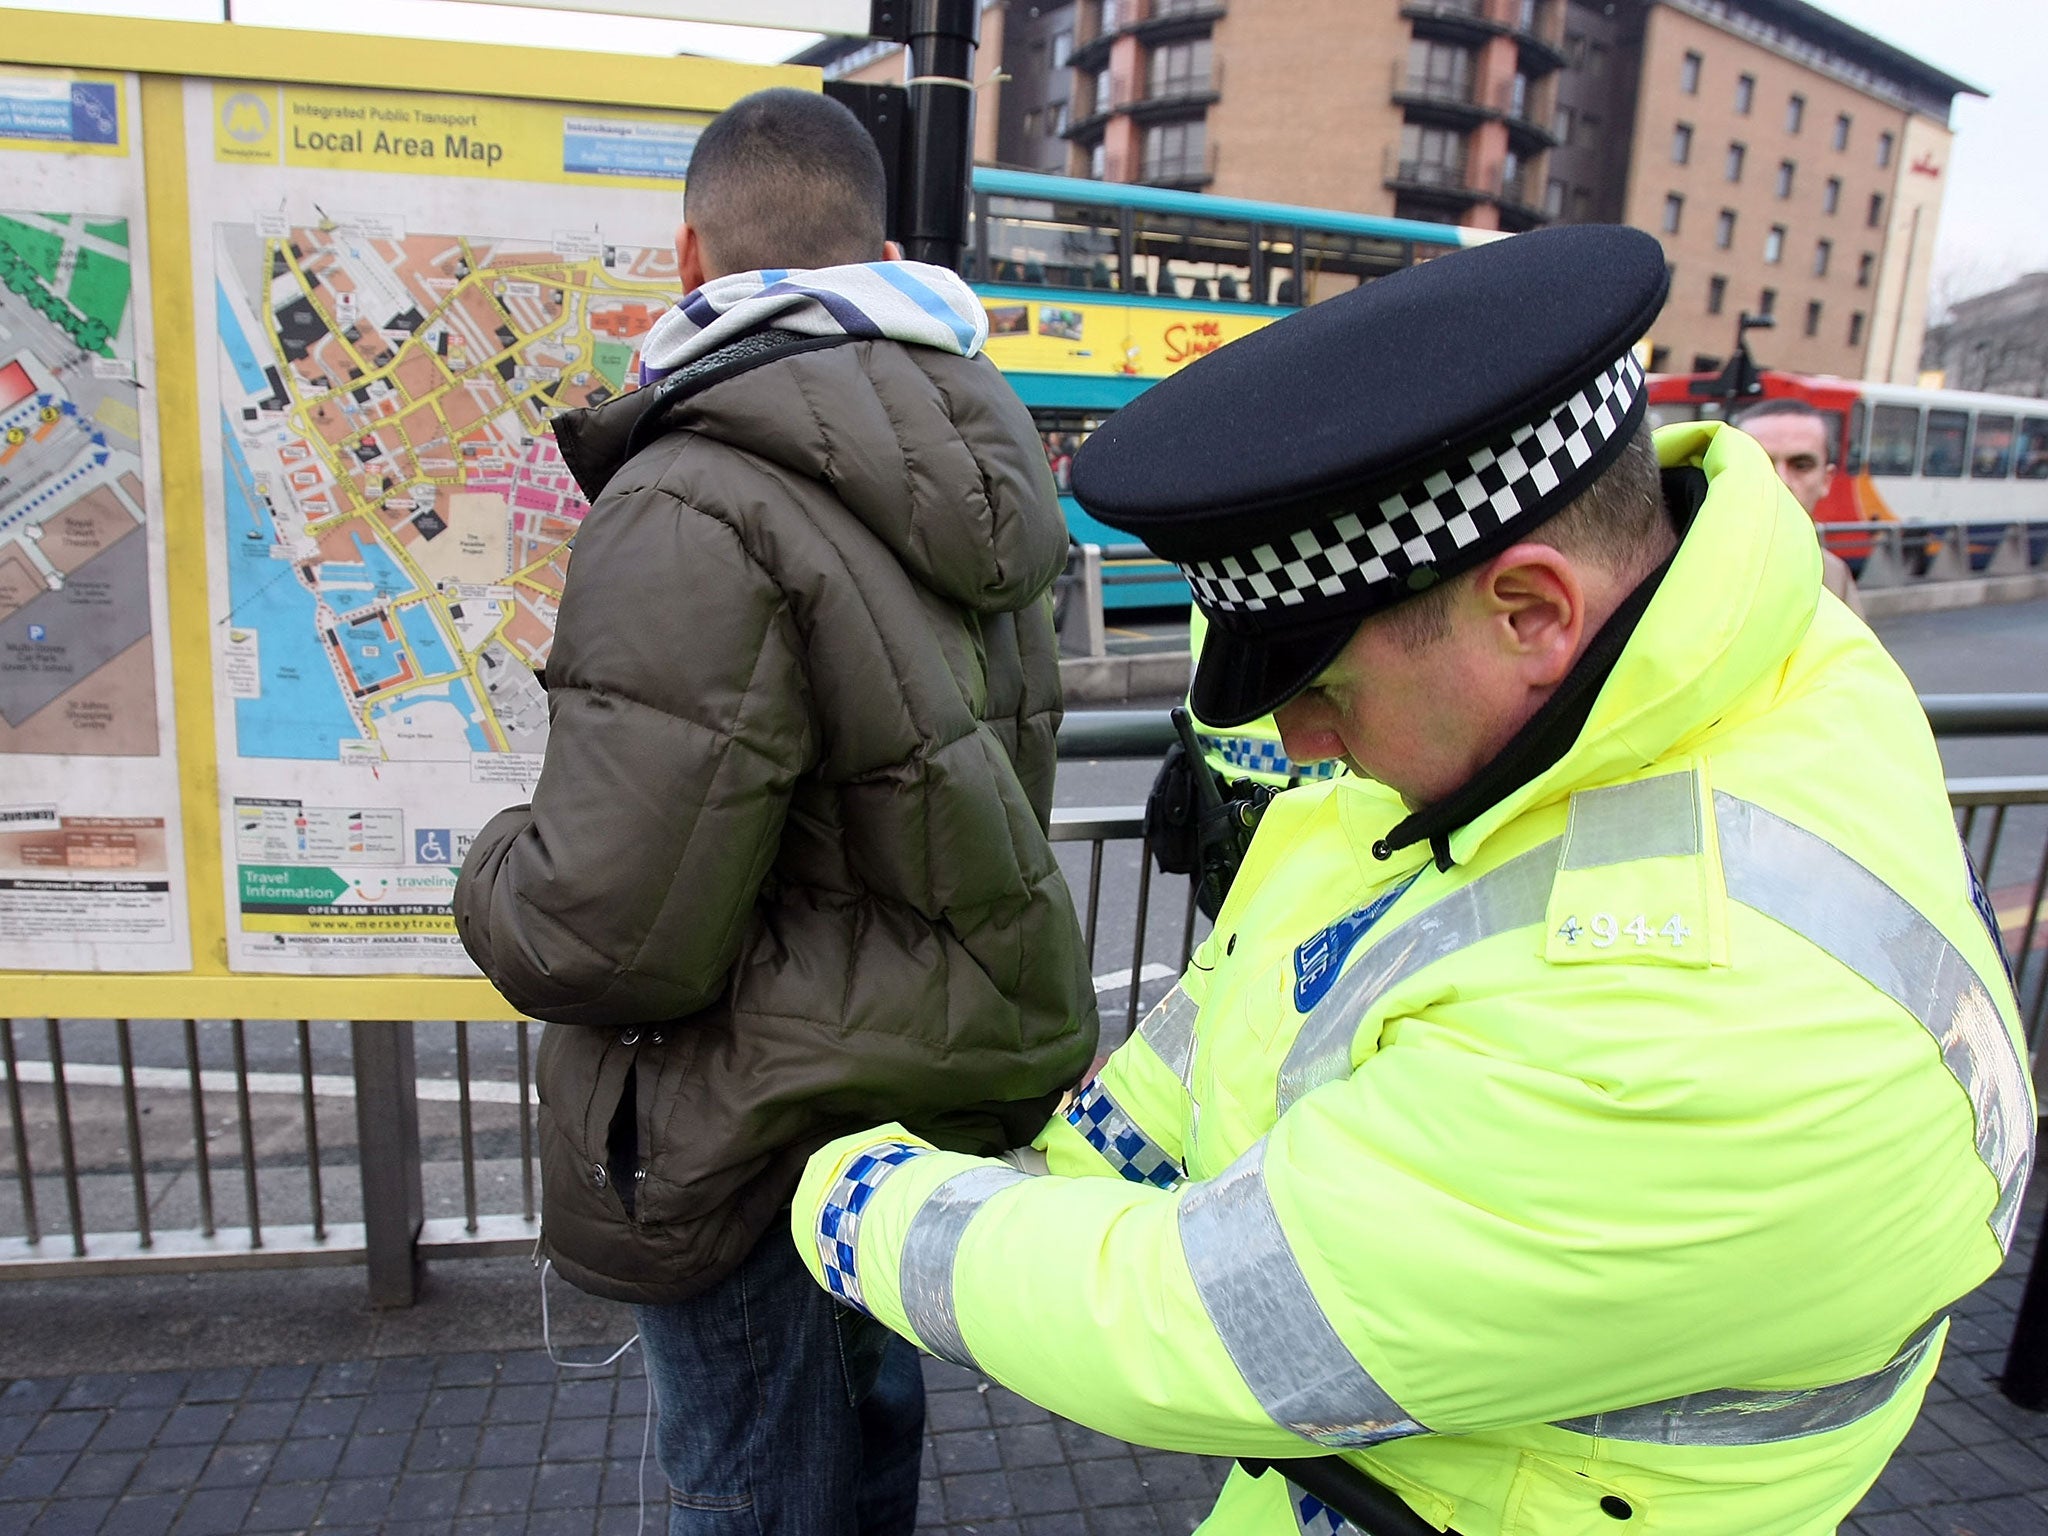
[1069,224,1669,728]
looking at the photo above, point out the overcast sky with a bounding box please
[10,0,2040,298]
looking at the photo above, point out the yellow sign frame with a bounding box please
[1,11,815,1019]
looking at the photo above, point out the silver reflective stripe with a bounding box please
[1555,1319,1944,1446]
[1138,983,1200,1088]
[898,1165,1029,1371]
[1559,772,1702,870]
[1179,1140,1426,1447]
[1716,792,2034,1249]
[1276,840,1559,1115]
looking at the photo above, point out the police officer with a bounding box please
[788,226,2031,1536]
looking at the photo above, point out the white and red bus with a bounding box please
[1647,370,2048,563]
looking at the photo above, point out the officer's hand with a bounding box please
[789,1123,934,1294]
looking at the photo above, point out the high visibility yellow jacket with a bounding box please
[1186,607,1341,788]
[793,422,2031,1536]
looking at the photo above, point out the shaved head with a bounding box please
[683,88,888,276]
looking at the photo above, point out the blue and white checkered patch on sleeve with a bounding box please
[1292,1487,1355,1535]
[1065,1079,1183,1189]
[815,1141,928,1313]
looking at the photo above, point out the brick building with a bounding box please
[791,0,1979,381]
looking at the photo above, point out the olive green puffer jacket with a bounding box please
[453,332,1100,1303]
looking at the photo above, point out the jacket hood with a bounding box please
[1344,421,1822,872]
[554,333,1068,617]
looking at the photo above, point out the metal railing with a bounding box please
[1818,520,2048,587]
[4,702,2045,1349]
[0,806,1201,1300]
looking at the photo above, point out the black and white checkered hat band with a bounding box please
[1184,350,1645,617]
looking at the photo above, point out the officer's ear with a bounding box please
[1469,543,1585,690]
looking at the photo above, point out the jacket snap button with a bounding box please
[1226,934,1237,955]
[620,1029,640,1046]
[592,1164,608,1188]
[651,1033,665,1045]
[1599,1496,1633,1520]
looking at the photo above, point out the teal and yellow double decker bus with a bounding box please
[962,168,1498,608]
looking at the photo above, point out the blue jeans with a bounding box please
[635,1229,926,1536]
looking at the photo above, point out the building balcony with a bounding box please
[1491,167,1552,229]
[1125,62,1223,117]
[1139,143,1218,188]
[1075,0,1224,65]
[1391,62,1503,128]
[1382,147,1483,207]
[1402,0,1565,75]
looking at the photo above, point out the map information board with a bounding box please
[0,67,189,971]
[189,79,697,972]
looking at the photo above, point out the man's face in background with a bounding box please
[1741,411,1834,515]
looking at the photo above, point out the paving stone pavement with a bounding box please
[1,1184,2044,1535]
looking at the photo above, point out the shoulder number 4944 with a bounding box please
[1558,913,1691,948]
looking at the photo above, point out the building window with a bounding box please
[1772,161,1793,199]
[1545,177,1567,216]
[1052,30,1072,69]
[1023,108,1041,138]
[1141,119,1207,181]
[1833,113,1851,150]
[1814,238,1832,276]
[1805,300,1822,337]
[1877,131,1895,168]
[1566,31,1588,68]
[1088,140,1106,179]
[1672,123,1692,164]
[1692,353,1722,373]
[1398,122,1466,187]
[1759,287,1776,317]
[1048,101,1068,135]
[1726,142,1745,182]
[1824,176,1841,214]
[1786,95,1805,134]
[1857,251,1874,287]
[1849,310,1865,346]
[1150,37,1213,100]
[1587,41,1609,77]
[1868,192,1885,227]
[1579,113,1603,149]
[1086,68,1109,116]
[1764,225,1785,263]
[1407,38,1474,101]
[1708,274,1727,315]
[1663,193,1684,233]
[1735,73,1754,114]
[1554,103,1575,143]
[1716,209,1736,249]
[1681,50,1701,94]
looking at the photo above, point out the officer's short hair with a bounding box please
[1385,421,1667,652]
[685,88,887,274]
[1732,398,1837,465]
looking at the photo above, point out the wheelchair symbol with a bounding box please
[414,829,451,864]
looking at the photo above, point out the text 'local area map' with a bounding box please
[0,210,154,757]
[214,221,677,761]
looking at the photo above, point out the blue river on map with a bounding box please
[219,281,269,399]
[223,419,361,760]
[398,603,458,678]
[322,527,413,604]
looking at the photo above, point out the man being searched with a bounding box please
[1732,396,1867,616]
[453,88,1099,1535]
[785,225,2030,1535]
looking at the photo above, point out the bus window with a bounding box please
[1298,228,1411,304]
[1920,409,1966,477]
[1034,410,1110,494]
[986,196,1123,290]
[1131,212,1252,302]
[1843,400,1866,475]
[1866,403,1920,476]
[1259,227,1302,305]
[1971,414,2015,479]
[2018,418,2048,480]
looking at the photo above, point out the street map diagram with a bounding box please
[0,210,155,757]
[214,220,676,762]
